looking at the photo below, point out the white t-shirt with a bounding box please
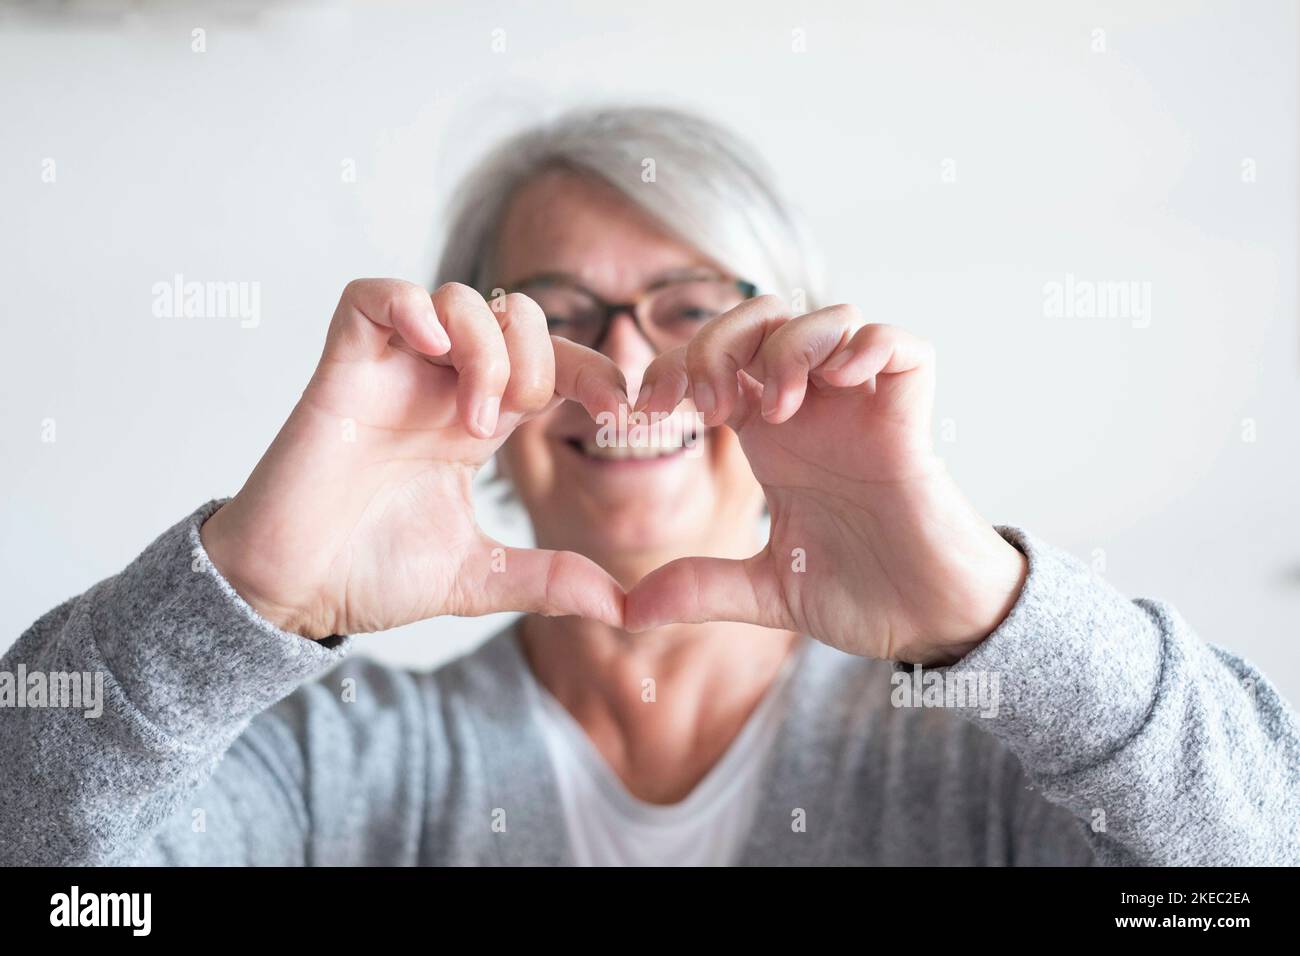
[525,643,803,866]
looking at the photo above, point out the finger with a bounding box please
[684,294,794,425]
[812,322,934,390]
[475,543,625,628]
[691,293,790,424]
[624,553,788,633]
[632,343,689,414]
[324,278,451,362]
[635,294,792,424]
[431,282,510,438]
[491,293,555,417]
[750,304,862,424]
[551,336,628,422]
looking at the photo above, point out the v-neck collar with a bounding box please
[485,622,831,865]
[519,631,809,827]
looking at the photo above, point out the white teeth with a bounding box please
[578,437,690,460]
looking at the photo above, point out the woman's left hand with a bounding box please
[624,295,1028,665]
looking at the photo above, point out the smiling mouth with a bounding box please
[562,433,700,462]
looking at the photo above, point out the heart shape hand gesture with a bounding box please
[202,280,1025,664]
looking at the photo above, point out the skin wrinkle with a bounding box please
[540,551,565,618]
[734,552,783,633]
[766,500,903,655]
[361,469,464,626]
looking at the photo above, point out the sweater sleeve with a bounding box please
[0,501,352,866]
[931,526,1300,865]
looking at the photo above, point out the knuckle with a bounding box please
[684,338,722,380]
[801,345,824,374]
[762,317,801,348]
[760,330,807,372]
[434,280,475,297]
[683,338,707,372]
[510,387,553,415]
[336,279,427,334]
[478,356,510,385]
[433,281,484,312]
[339,277,381,310]
[541,551,570,617]
[502,291,543,319]
[498,292,548,337]
[392,283,432,317]
[571,361,594,398]
[829,302,863,326]
[860,322,893,344]
[507,367,555,411]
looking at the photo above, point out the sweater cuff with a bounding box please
[893,526,1165,778]
[85,500,352,745]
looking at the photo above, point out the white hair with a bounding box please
[433,105,826,309]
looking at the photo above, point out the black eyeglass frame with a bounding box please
[495,272,759,351]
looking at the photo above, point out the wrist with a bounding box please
[199,503,319,639]
[945,527,1028,661]
[886,471,1029,666]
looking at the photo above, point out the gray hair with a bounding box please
[433,105,826,310]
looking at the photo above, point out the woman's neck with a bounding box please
[518,612,801,804]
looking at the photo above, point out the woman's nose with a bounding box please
[599,310,659,395]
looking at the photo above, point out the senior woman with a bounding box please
[2,107,1297,867]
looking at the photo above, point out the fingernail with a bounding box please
[693,381,716,420]
[761,378,780,418]
[474,396,500,437]
[634,382,652,411]
[822,351,852,373]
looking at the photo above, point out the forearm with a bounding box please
[939,528,1300,865]
[0,502,351,865]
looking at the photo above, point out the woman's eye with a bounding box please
[675,307,718,323]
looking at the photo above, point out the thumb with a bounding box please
[625,552,787,633]
[471,542,625,628]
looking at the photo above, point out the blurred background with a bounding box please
[2,0,1297,701]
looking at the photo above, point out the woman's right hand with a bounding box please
[199,278,629,638]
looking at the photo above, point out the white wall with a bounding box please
[2,0,1297,701]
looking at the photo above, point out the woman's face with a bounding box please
[495,170,765,578]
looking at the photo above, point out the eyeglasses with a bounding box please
[502,272,758,351]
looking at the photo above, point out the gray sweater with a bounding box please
[2,500,1298,866]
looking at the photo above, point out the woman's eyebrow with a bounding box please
[504,270,579,287]
[646,265,723,285]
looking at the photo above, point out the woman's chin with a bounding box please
[568,509,707,561]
